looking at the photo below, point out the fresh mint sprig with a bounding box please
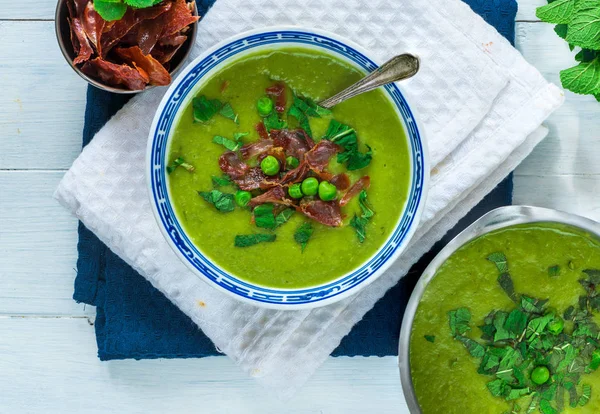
[537,0,600,100]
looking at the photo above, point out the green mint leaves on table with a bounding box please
[445,253,600,412]
[537,0,600,100]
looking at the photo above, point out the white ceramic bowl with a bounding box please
[147,26,429,309]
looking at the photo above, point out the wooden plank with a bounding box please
[516,0,544,21]
[513,174,600,222]
[0,21,86,170]
[515,22,600,176]
[0,317,408,413]
[0,171,91,316]
[0,0,57,20]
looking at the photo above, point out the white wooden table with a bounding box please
[1,1,599,412]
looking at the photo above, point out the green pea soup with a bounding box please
[167,47,411,288]
[410,223,600,413]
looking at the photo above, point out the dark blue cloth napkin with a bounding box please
[75,0,518,360]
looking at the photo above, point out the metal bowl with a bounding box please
[398,205,600,413]
[54,0,198,94]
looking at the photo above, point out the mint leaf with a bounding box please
[274,208,294,228]
[294,222,313,252]
[263,111,287,132]
[507,387,531,401]
[456,335,485,358]
[449,307,471,336]
[487,252,509,273]
[578,384,591,406]
[560,59,600,95]
[198,190,235,213]
[521,295,548,314]
[93,0,128,21]
[554,24,568,39]
[575,49,598,62]
[536,0,575,24]
[350,190,375,243]
[566,3,600,49]
[123,0,155,7]
[254,204,276,229]
[487,378,509,397]
[219,103,239,124]
[505,309,528,337]
[212,175,232,187]
[424,335,435,343]
[323,119,372,171]
[548,265,561,277]
[234,234,276,247]
[498,273,518,303]
[167,156,195,174]
[539,399,557,414]
[288,105,312,137]
[193,96,222,123]
[213,135,241,151]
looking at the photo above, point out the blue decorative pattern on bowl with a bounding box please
[147,27,428,309]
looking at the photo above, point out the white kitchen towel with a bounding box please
[55,0,564,398]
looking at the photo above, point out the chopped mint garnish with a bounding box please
[254,204,276,230]
[294,222,313,252]
[234,234,276,247]
[193,96,238,123]
[447,264,600,409]
[212,175,232,187]
[323,119,372,171]
[93,0,128,21]
[424,335,435,343]
[274,208,294,228]
[167,157,195,174]
[263,111,287,132]
[350,190,374,243]
[198,190,235,213]
[549,265,561,277]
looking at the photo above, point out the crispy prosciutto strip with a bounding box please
[299,199,343,227]
[305,140,341,172]
[70,18,94,64]
[219,151,249,180]
[233,167,271,191]
[115,46,171,85]
[340,176,371,206]
[101,2,172,56]
[255,122,269,140]
[82,2,105,54]
[279,162,310,186]
[248,186,293,208]
[266,83,287,113]
[239,140,273,160]
[272,129,314,160]
[158,0,199,39]
[330,173,351,191]
[81,57,149,90]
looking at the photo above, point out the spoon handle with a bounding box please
[319,54,420,109]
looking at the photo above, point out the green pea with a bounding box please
[548,317,564,335]
[235,190,251,207]
[530,366,550,385]
[260,155,280,176]
[288,183,303,199]
[286,156,299,170]
[301,177,319,196]
[318,181,337,201]
[257,97,274,117]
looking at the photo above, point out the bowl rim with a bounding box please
[54,0,198,94]
[146,25,430,310]
[398,205,600,413]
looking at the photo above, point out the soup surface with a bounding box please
[167,47,411,288]
[410,223,600,413]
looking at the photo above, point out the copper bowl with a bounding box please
[55,0,198,94]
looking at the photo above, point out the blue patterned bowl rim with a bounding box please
[147,27,430,309]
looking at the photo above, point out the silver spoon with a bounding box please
[319,54,420,109]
